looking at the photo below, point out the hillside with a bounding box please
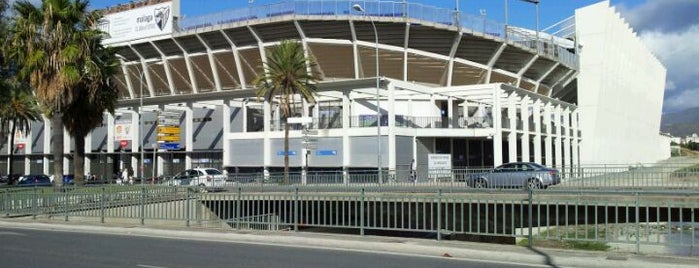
[661,106,699,137]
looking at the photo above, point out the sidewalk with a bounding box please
[0,219,696,268]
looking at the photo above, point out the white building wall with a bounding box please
[575,1,667,165]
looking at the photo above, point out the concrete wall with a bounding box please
[575,1,667,165]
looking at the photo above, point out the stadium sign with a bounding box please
[99,1,176,45]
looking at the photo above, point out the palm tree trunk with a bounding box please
[52,113,64,187]
[284,115,290,185]
[8,123,16,178]
[74,135,85,186]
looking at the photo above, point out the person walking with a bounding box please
[410,159,417,183]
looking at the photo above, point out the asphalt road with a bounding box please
[0,227,540,268]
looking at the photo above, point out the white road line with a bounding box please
[137,264,169,268]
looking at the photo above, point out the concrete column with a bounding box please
[543,103,553,167]
[222,101,231,167]
[520,96,530,162]
[532,100,542,164]
[23,126,31,174]
[563,108,571,174]
[130,110,139,177]
[156,105,165,177]
[554,106,563,169]
[571,110,580,176]
[84,132,92,175]
[64,126,71,173]
[388,83,396,172]
[242,100,248,132]
[184,103,194,170]
[492,87,503,167]
[342,92,351,184]
[263,100,271,168]
[507,93,517,163]
[43,115,52,175]
[447,96,454,128]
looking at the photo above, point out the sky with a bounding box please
[10,0,698,113]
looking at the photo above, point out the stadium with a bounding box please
[1,0,668,180]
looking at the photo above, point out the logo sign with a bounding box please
[119,140,129,147]
[157,126,181,134]
[157,135,180,142]
[17,143,25,149]
[154,6,170,31]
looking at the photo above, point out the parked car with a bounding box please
[16,174,52,187]
[62,174,75,185]
[164,168,227,191]
[467,162,560,189]
[1,174,22,186]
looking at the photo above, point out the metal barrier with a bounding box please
[219,163,699,192]
[1,186,697,255]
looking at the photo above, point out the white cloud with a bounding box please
[639,25,699,91]
[664,87,699,111]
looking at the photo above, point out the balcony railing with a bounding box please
[178,0,578,68]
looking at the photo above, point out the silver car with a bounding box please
[165,168,227,191]
[467,162,560,189]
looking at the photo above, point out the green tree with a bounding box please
[62,45,120,185]
[254,40,318,184]
[0,81,41,178]
[10,0,108,186]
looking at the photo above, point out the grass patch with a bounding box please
[518,227,610,251]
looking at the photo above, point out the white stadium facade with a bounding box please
[1,0,669,179]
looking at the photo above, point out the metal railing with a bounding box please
[178,0,577,68]
[1,186,696,255]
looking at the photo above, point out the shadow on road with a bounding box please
[527,246,561,268]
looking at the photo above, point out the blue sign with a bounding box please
[316,150,337,156]
[277,150,297,156]
[159,142,179,150]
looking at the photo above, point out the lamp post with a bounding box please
[353,4,382,184]
[505,0,540,48]
[116,55,163,184]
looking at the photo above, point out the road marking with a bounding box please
[0,231,26,236]
[137,265,169,268]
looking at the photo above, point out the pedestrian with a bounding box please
[410,159,417,183]
[121,167,129,185]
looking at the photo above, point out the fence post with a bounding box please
[185,187,191,227]
[528,188,533,247]
[635,191,640,254]
[64,188,69,222]
[360,188,365,236]
[3,188,8,217]
[100,187,106,224]
[140,186,145,225]
[235,187,241,230]
[294,187,299,232]
[32,187,37,220]
[437,189,442,241]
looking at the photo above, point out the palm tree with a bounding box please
[254,40,318,184]
[10,0,100,187]
[62,44,120,185]
[0,81,41,178]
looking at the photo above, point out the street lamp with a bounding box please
[116,55,163,184]
[352,4,382,184]
[505,0,540,48]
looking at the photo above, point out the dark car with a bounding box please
[467,162,560,189]
[63,174,75,185]
[1,174,22,186]
[16,174,52,187]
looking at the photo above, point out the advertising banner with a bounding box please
[100,1,175,45]
[114,119,132,141]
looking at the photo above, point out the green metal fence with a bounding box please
[1,185,697,255]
